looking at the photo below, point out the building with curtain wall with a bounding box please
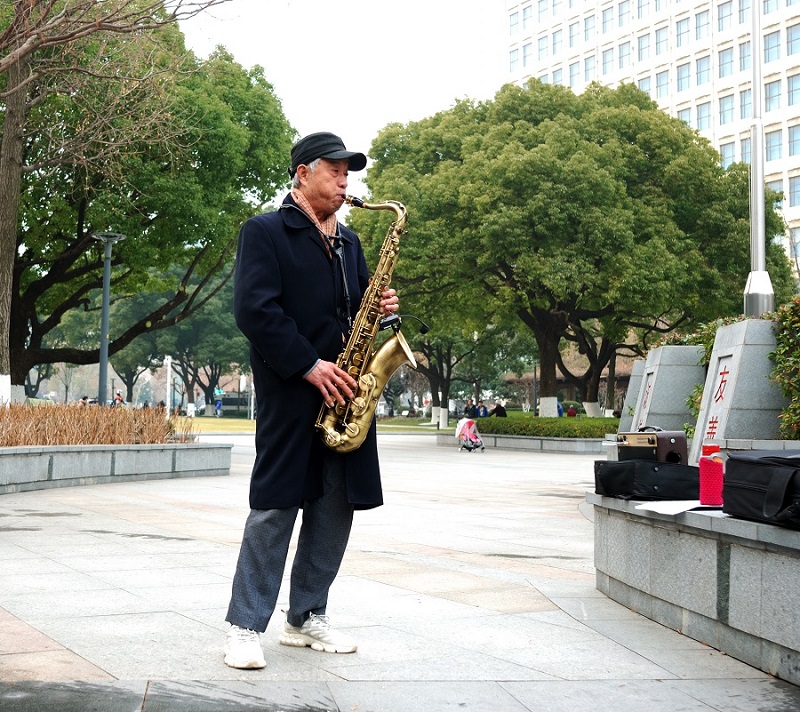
[505,0,800,270]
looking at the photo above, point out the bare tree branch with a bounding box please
[0,0,232,76]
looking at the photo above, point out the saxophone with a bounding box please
[315,196,417,452]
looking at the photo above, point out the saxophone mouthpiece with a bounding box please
[345,195,365,208]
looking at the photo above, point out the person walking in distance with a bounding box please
[223,132,400,670]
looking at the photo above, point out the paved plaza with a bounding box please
[1,431,799,711]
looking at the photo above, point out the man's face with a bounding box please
[297,158,349,220]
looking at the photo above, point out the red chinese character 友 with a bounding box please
[713,366,730,403]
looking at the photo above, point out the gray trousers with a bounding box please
[226,455,354,631]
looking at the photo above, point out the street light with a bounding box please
[91,232,126,405]
[744,0,774,316]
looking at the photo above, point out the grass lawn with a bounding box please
[184,416,256,434]
[186,414,441,435]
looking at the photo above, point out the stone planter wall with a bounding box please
[589,491,800,685]
[0,442,232,495]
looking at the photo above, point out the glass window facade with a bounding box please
[790,125,800,155]
[585,54,596,81]
[603,48,614,74]
[766,129,783,160]
[789,74,800,104]
[656,27,668,54]
[718,1,733,31]
[696,10,710,40]
[619,0,631,26]
[696,55,711,84]
[719,94,735,123]
[765,31,781,62]
[638,34,650,61]
[766,80,782,110]
[676,18,690,46]
[741,87,752,118]
[720,142,735,167]
[585,15,596,41]
[656,70,669,97]
[719,48,734,77]
[738,0,751,24]
[677,62,691,91]
[740,41,751,70]
[788,23,800,55]
[791,175,800,206]
[742,137,751,164]
[697,101,711,129]
[619,41,631,68]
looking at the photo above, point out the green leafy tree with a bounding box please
[357,81,794,414]
[7,39,293,386]
[0,0,234,399]
[155,277,249,409]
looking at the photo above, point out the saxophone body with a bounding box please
[315,196,416,453]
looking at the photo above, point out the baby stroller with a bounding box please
[456,418,485,452]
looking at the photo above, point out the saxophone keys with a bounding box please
[322,429,341,447]
[359,373,376,389]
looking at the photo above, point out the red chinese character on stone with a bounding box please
[713,366,730,403]
[641,382,652,409]
[706,416,719,439]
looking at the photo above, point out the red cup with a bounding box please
[699,455,724,505]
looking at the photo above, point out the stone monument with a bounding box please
[689,318,788,463]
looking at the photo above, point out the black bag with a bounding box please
[594,459,699,500]
[722,450,800,528]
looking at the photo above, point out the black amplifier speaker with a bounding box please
[617,429,688,464]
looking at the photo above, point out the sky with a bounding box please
[180,0,508,197]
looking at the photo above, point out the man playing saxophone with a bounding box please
[223,132,399,670]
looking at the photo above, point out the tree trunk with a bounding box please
[0,47,29,389]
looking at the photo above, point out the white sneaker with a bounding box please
[224,625,266,669]
[279,613,357,653]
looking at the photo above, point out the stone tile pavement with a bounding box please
[1,432,799,711]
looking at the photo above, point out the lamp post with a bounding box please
[744,0,775,316]
[91,232,126,405]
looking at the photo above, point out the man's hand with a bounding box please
[380,288,399,316]
[305,360,357,408]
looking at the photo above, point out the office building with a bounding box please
[505,0,800,269]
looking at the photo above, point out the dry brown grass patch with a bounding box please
[0,404,196,447]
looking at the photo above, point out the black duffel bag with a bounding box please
[594,459,699,500]
[722,450,800,528]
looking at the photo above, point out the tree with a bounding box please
[154,277,249,409]
[357,81,794,415]
[0,1,244,401]
[4,26,293,395]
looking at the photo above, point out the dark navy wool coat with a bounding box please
[233,194,383,511]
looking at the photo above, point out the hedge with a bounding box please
[474,415,618,439]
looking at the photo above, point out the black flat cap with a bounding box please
[289,132,367,177]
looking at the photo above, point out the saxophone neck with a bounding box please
[345,195,406,223]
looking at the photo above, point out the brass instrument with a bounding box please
[315,196,416,452]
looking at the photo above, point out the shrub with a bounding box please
[476,413,617,439]
[770,296,800,440]
[0,403,196,447]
